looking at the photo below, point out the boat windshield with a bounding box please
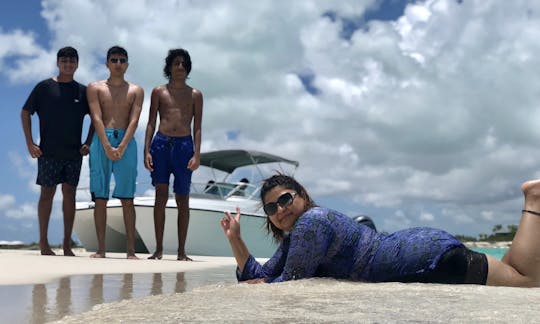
[197,181,258,199]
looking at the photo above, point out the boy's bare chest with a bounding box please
[99,88,133,108]
[162,89,192,112]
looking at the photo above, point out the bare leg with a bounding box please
[176,194,192,261]
[38,186,56,255]
[90,199,107,258]
[486,179,540,287]
[61,183,76,256]
[121,198,139,259]
[148,184,168,260]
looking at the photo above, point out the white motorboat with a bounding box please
[74,150,299,257]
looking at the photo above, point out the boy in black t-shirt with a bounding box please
[21,46,94,256]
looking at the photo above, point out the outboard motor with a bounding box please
[354,215,377,232]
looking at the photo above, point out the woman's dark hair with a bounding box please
[260,174,317,242]
[163,48,192,79]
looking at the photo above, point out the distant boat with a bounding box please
[73,150,299,257]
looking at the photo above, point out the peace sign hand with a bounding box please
[220,206,242,241]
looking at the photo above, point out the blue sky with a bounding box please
[2,0,540,245]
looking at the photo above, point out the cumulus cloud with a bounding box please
[8,151,40,194]
[2,0,540,236]
[419,211,434,222]
[0,194,15,209]
[5,202,35,220]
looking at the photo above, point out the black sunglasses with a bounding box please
[263,192,296,216]
[109,58,127,64]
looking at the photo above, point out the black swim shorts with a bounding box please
[397,246,488,285]
[37,156,83,187]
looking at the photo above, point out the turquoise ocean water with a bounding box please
[471,247,508,260]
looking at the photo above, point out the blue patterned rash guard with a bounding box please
[238,207,464,283]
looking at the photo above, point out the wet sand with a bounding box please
[0,249,238,323]
[2,249,539,323]
[2,268,237,323]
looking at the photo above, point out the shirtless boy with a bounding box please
[21,46,94,256]
[144,48,203,261]
[87,46,144,259]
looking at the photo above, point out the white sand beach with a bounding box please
[0,248,237,285]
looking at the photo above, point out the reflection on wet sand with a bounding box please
[57,277,72,319]
[89,274,103,307]
[121,273,133,300]
[22,267,233,323]
[31,284,47,324]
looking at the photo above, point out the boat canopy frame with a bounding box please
[199,150,299,199]
[200,149,299,174]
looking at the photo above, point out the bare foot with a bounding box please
[177,254,193,261]
[522,179,540,194]
[148,252,163,260]
[522,179,540,212]
[63,249,76,257]
[127,254,140,260]
[40,248,56,256]
[90,252,106,258]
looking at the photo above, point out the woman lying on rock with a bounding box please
[220,174,540,286]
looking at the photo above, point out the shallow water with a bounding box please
[0,267,236,324]
[54,278,540,323]
[471,247,508,260]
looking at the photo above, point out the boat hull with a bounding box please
[74,196,277,257]
[74,204,149,254]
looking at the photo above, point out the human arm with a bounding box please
[187,89,203,171]
[87,82,117,160]
[220,207,251,272]
[116,85,144,158]
[266,211,332,283]
[236,239,289,283]
[20,110,42,158]
[221,207,289,283]
[80,122,95,156]
[143,88,160,172]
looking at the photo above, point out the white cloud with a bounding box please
[0,28,54,83]
[8,151,40,194]
[2,0,540,236]
[0,194,15,209]
[419,212,434,222]
[5,202,35,220]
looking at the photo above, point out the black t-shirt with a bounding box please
[22,78,90,159]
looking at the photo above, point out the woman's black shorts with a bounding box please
[397,246,488,285]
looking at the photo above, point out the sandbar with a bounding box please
[0,248,237,286]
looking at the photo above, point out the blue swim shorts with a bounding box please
[89,129,137,200]
[149,132,193,195]
[37,157,82,187]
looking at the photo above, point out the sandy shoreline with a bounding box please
[0,248,238,286]
[0,242,510,286]
[3,246,539,323]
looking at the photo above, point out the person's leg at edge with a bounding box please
[121,198,139,259]
[148,184,168,260]
[176,193,192,261]
[485,179,540,287]
[38,186,57,255]
[90,198,107,258]
[61,183,76,256]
